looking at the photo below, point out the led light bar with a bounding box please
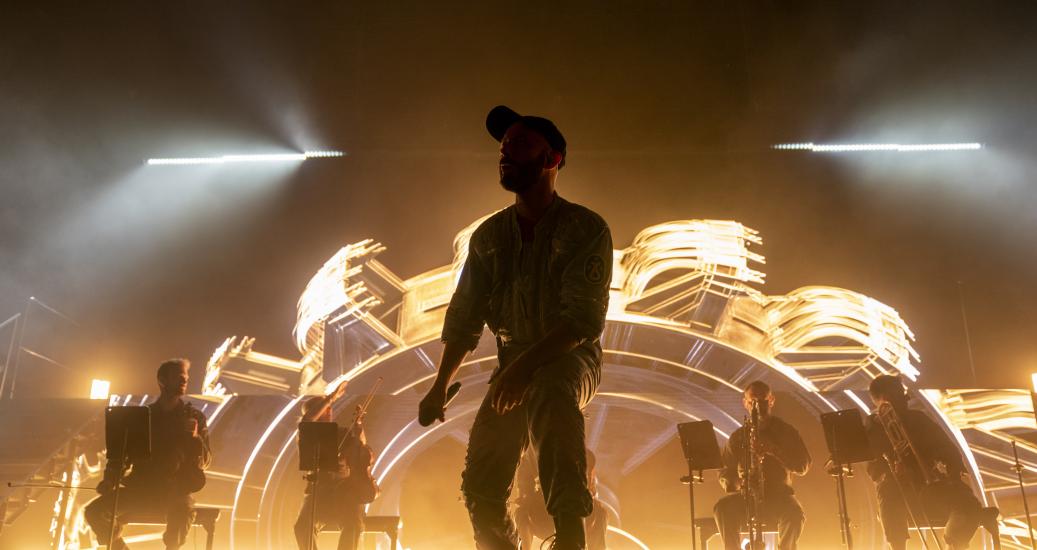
[773,142,982,152]
[146,150,344,165]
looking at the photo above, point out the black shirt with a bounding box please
[865,407,965,487]
[719,416,811,496]
[106,399,211,491]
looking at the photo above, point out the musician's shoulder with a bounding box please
[555,199,609,237]
[559,198,607,226]
[905,408,938,425]
[769,416,799,433]
[469,208,512,243]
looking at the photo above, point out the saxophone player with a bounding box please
[714,381,811,550]
[865,375,987,550]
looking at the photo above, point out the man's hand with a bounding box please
[490,360,533,415]
[96,478,116,495]
[419,382,448,426]
[184,418,199,438]
[752,436,781,461]
[332,382,348,401]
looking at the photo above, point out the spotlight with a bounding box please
[773,142,982,152]
[146,150,345,166]
[90,379,111,400]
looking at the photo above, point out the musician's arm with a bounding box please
[718,431,741,492]
[864,416,892,482]
[774,424,811,476]
[98,455,130,493]
[916,412,966,474]
[193,410,213,470]
[302,383,347,423]
[431,341,469,394]
[420,242,491,421]
[440,236,492,356]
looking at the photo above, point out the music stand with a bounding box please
[104,406,151,549]
[299,422,339,550]
[821,409,873,550]
[677,421,723,550]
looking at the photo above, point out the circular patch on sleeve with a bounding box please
[584,255,606,284]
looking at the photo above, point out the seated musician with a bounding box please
[294,385,379,550]
[84,358,211,550]
[865,374,990,550]
[713,381,810,550]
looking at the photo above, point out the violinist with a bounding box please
[84,358,211,550]
[294,384,379,550]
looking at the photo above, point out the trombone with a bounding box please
[875,401,944,550]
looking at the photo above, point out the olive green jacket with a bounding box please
[442,195,612,355]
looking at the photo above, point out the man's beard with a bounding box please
[499,155,545,193]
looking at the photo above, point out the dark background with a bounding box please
[1,1,1035,397]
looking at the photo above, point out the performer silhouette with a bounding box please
[420,105,613,550]
[294,385,379,550]
[865,375,990,550]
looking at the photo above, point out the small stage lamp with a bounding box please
[90,379,111,400]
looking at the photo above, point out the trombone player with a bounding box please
[713,381,811,550]
[865,375,989,550]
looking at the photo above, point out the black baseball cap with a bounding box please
[486,105,567,168]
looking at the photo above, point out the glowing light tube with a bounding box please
[146,150,344,165]
[773,142,982,152]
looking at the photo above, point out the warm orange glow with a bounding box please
[89,379,110,400]
[197,214,940,549]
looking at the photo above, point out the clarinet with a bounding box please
[743,401,766,550]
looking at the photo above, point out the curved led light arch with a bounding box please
[171,212,1037,549]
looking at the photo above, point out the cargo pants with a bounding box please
[461,345,600,549]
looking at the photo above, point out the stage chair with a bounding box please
[907,506,1001,548]
[322,515,401,548]
[695,517,779,549]
[121,507,220,550]
[363,515,401,548]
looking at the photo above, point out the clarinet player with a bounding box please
[713,381,811,550]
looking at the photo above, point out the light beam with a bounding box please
[773,142,982,152]
[146,150,344,165]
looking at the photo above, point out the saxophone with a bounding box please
[875,402,946,486]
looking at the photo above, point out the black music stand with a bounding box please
[104,406,151,549]
[821,409,873,550]
[299,422,339,550]
[677,420,723,550]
